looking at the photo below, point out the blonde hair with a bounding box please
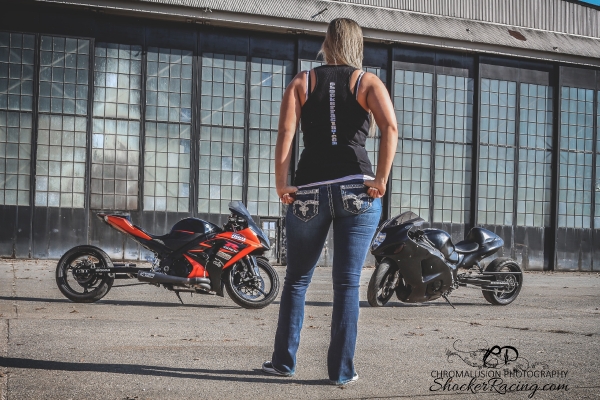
[318,18,363,69]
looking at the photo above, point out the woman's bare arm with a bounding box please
[357,72,398,198]
[274,72,305,204]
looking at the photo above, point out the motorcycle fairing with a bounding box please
[390,233,455,303]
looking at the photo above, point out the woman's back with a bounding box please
[295,65,373,186]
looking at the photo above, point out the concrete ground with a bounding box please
[0,259,599,400]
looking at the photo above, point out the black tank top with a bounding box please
[294,65,374,186]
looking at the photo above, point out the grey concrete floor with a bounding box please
[0,259,599,400]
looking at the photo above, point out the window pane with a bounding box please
[0,111,32,205]
[90,119,140,210]
[433,142,472,224]
[247,129,279,216]
[478,79,517,225]
[143,122,190,212]
[39,35,89,116]
[35,114,87,208]
[558,86,593,229]
[90,43,142,210]
[432,74,473,224]
[0,32,35,205]
[390,138,431,220]
[516,83,553,227]
[200,53,246,128]
[146,47,193,124]
[144,48,192,212]
[198,126,244,214]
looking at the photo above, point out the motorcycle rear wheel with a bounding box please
[56,245,114,303]
[481,257,522,306]
[367,260,398,307]
[224,257,279,309]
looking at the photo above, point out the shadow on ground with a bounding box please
[0,357,328,386]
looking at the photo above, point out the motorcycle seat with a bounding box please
[454,241,479,253]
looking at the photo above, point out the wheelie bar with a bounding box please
[137,270,211,291]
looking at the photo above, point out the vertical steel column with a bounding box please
[548,64,561,271]
[29,33,42,257]
[242,42,251,205]
[590,73,598,271]
[428,66,438,225]
[84,36,96,244]
[511,76,521,260]
[190,27,202,217]
[470,55,481,231]
[138,29,148,215]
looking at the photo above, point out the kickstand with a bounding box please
[175,291,184,304]
[442,294,456,309]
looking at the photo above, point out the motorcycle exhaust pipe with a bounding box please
[137,271,211,290]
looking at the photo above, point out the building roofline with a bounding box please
[33,0,600,67]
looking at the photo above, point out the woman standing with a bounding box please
[263,18,398,386]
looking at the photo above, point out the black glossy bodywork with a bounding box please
[372,212,505,303]
[152,218,221,251]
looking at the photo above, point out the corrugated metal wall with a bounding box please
[336,0,600,38]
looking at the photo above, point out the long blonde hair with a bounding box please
[318,18,377,136]
[318,18,363,69]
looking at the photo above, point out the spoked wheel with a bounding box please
[482,257,523,306]
[56,245,114,303]
[367,260,399,307]
[224,257,279,309]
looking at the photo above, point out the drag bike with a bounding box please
[367,211,522,307]
[55,201,279,309]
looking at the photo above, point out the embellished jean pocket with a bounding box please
[340,184,373,214]
[292,189,319,222]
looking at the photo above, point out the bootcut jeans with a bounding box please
[271,179,381,385]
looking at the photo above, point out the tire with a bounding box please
[481,257,523,306]
[55,245,115,303]
[367,260,398,307]
[224,257,279,309]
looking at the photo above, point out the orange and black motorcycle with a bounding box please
[55,201,279,309]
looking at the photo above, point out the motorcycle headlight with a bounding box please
[371,232,386,250]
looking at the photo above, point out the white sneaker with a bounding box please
[262,361,293,377]
[332,372,359,386]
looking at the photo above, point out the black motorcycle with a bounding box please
[367,212,523,307]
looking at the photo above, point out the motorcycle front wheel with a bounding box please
[367,260,398,307]
[56,245,114,303]
[482,257,523,306]
[224,257,279,309]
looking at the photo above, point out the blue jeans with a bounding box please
[271,179,381,384]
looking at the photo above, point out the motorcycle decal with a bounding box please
[212,258,224,269]
[216,251,232,260]
[223,242,240,252]
[105,216,152,240]
[231,233,246,242]
[138,271,155,278]
[184,254,208,278]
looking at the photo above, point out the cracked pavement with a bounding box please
[0,259,599,399]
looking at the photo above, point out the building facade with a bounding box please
[1,0,600,270]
